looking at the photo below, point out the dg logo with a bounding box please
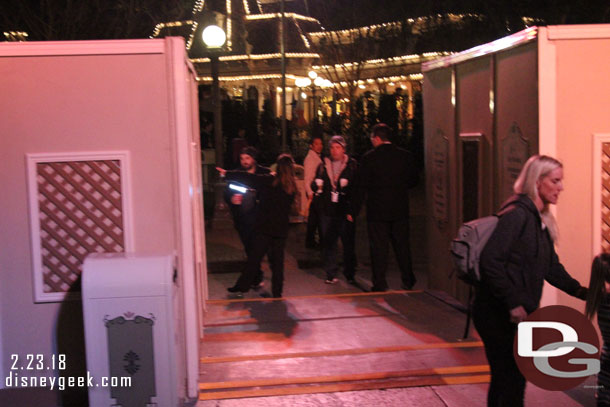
[514,305,600,391]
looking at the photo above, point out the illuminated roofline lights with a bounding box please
[3,31,29,40]
[196,73,423,85]
[227,0,233,48]
[246,13,320,23]
[312,52,452,71]
[194,0,205,13]
[197,73,305,82]
[308,13,480,38]
[190,52,320,63]
[151,20,195,38]
[186,21,199,49]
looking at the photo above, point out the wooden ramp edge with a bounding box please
[201,340,484,364]
[199,366,490,401]
[206,289,424,305]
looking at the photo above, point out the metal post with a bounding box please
[311,85,317,123]
[280,0,287,151]
[211,55,223,168]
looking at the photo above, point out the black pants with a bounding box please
[367,218,415,290]
[305,197,323,247]
[234,214,263,285]
[233,233,286,297]
[320,215,356,280]
[473,300,526,407]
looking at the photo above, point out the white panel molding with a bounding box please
[547,24,610,40]
[593,134,610,256]
[26,151,133,303]
[0,39,164,57]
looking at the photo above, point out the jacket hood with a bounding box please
[499,194,540,220]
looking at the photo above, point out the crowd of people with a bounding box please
[216,122,419,298]
[216,131,610,406]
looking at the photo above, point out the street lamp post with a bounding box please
[201,22,229,220]
[296,71,331,124]
[202,24,227,168]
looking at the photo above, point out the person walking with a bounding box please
[475,154,587,407]
[304,135,324,249]
[352,123,418,291]
[224,146,270,289]
[218,154,297,298]
[312,135,358,284]
[585,253,610,406]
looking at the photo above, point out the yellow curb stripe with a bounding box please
[201,340,484,364]
[206,289,423,305]
[199,364,490,390]
[204,312,405,328]
[198,373,491,400]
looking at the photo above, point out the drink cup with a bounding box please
[315,179,323,192]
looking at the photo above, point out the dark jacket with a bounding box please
[352,143,418,221]
[311,156,358,218]
[477,194,584,314]
[225,171,295,238]
[224,164,270,218]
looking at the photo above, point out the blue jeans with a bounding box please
[320,215,356,280]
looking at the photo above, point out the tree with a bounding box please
[0,0,191,41]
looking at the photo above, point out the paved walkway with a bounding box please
[199,184,596,406]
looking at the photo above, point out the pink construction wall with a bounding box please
[0,40,186,389]
[542,26,610,311]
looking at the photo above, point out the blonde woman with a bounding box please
[475,155,587,407]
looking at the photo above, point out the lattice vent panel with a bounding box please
[36,160,124,293]
[602,143,610,253]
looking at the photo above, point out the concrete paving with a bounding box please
[199,184,596,406]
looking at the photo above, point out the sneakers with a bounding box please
[325,278,339,284]
[401,281,416,290]
[227,286,247,297]
[251,281,265,290]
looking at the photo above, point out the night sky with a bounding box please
[0,0,608,41]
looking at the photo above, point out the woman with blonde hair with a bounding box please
[217,154,296,298]
[474,154,587,406]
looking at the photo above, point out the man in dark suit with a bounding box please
[351,123,419,291]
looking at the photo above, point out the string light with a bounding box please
[312,52,452,71]
[151,20,195,38]
[194,0,205,13]
[226,0,232,49]
[186,21,199,49]
[197,73,305,82]
[3,31,29,41]
[154,3,433,88]
[292,17,311,49]
[308,14,480,38]
[246,13,320,23]
[190,52,320,63]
